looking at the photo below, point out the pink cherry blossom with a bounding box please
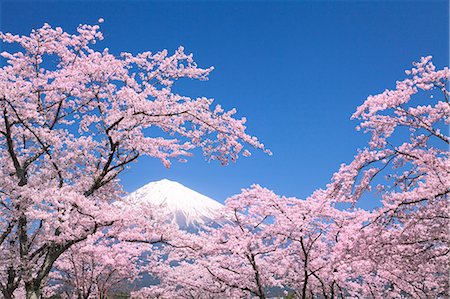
[0,22,268,299]
[134,57,449,298]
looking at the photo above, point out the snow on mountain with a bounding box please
[126,179,225,229]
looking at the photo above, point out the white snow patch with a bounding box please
[126,179,224,229]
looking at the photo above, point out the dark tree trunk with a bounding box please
[2,289,15,299]
[25,284,41,299]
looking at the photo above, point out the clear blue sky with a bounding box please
[1,1,448,206]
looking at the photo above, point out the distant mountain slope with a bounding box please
[126,179,224,230]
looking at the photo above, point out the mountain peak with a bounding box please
[126,179,224,229]
[156,178,178,184]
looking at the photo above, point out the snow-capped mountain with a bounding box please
[126,179,225,230]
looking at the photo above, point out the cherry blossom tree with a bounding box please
[132,253,223,299]
[45,236,141,299]
[203,186,365,299]
[194,186,286,299]
[43,195,193,299]
[325,56,449,297]
[270,189,352,299]
[0,21,268,299]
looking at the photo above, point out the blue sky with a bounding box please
[1,1,448,206]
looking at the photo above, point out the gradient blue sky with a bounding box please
[1,1,448,206]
